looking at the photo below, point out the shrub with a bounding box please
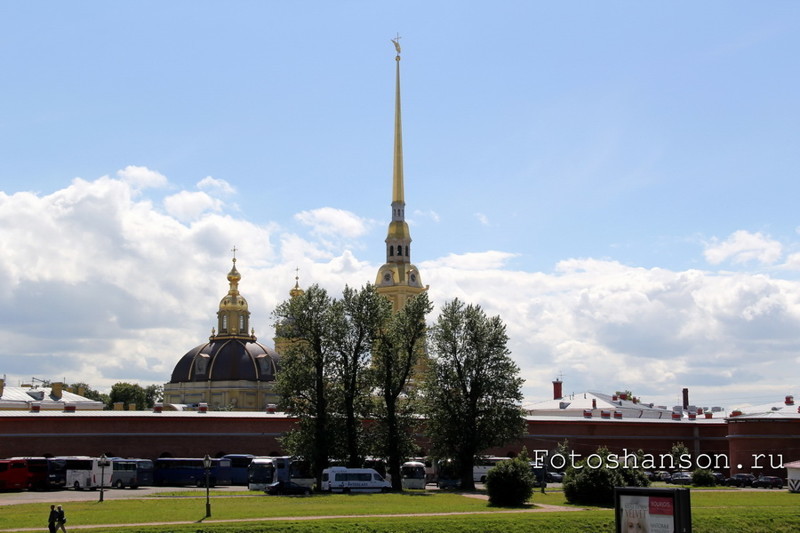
[562,447,650,507]
[485,456,534,507]
[692,468,716,487]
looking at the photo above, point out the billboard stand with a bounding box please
[615,487,691,533]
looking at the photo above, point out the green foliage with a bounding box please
[67,382,109,404]
[273,284,340,479]
[692,468,716,487]
[371,292,433,489]
[671,441,691,470]
[485,455,534,506]
[107,382,147,410]
[421,299,525,491]
[329,284,392,467]
[562,447,650,507]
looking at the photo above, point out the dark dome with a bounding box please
[169,339,280,383]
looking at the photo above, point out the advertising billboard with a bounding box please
[615,487,691,533]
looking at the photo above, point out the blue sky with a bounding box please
[1,2,799,410]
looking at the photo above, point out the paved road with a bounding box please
[0,485,242,506]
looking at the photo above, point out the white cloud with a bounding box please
[197,176,236,196]
[116,166,168,189]
[163,191,224,222]
[412,209,441,223]
[294,207,369,239]
[425,251,518,270]
[4,172,800,410]
[704,230,782,265]
[475,212,490,226]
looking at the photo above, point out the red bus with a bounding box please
[0,459,30,490]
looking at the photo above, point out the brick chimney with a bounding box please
[682,388,689,410]
[0,378,4,397]
[51,382,63,400]
[552,379,563,400]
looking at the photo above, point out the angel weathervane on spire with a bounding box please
[391,33,401,55]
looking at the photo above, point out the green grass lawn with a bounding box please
[0,490,798,533]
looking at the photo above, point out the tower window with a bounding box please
[405,246,409,256]
[239,316,245,331]
[389,245,394,256]
[222,315,228,331]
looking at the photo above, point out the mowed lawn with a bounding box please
[0,489,798,533]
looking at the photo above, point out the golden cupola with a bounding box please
[375,36,428,312]
[215,254,253,339]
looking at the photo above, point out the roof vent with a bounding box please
[583,409,592,418]
[153,403,163,413]
[198,402,208,413]
[785,395,794,406]
[688,412,696,420]
[27,390,45,401]
[613,411,623,419]
[601,410,611,419]
[266,404,277,414]
[30,403,41,413]
[63,404,76,413]
[671,412,682,421]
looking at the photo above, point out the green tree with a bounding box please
[372,291,433,490]
[144,384,163,408]
[671,441,691,471]
[421,299,525,490]
[485,450,535,506]
[273,284,340,486]
[108,382,147,410]
[562,447,649,507]
[67,382,109,405]
[329,284,392,468]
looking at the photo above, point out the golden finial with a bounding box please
[231,245,238,263]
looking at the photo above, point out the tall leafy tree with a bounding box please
[329,284,392,467]
[372,291,432,490]
[108,382,147,410]
[422,299,525,490]
[67,382,109,405]
[273,284,339,486]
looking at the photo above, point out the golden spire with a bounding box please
[391,34,404,205]
[376,36,427,312]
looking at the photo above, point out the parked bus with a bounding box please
[247,457,276,491]
[272,456,314,489]
[473,456,511,483]
[400,461,426,490]
[222,454,255,485]
[14,457,66,490]
[110,458,154,489]
[321,466,391,493]
[153,457,232,487]
[0,459,29,490]
[60,456,113,490]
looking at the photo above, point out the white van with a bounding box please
[321,466,391,493]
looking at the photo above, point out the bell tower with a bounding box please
[375,36,427,311]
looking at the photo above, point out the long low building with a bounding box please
[1,405,795,477]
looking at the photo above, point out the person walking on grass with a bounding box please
[47,504,57,533]
[55,505,67,532]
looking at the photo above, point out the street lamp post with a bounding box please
[203,454,212,518]
[98,454,110,503]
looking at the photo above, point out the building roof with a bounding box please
[0,385,104,410]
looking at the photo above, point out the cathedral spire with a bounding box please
[376,37,427,312]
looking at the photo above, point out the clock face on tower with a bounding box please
[410,273,417,284]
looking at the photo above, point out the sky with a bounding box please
[1,1,799,411]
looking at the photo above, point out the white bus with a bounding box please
[61,456,113,490]
[247,457,276,491]
[400,461,426,490]
[473,456,511,483]
[321,466,391,493]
